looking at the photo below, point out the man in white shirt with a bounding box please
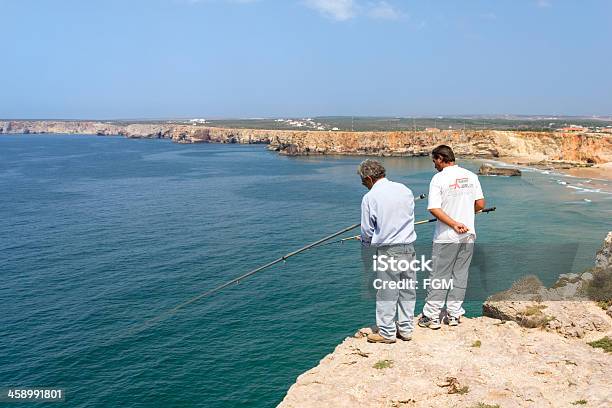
[419,145,485,329]
[358,159,417,343]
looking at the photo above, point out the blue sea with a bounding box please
[1,134,611,407]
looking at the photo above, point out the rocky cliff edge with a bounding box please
[278,234,612,408]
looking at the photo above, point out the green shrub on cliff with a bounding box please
[588,336,612,353]
[523,304,547,316]
[373,360,393,369]
[487,275,544,301]
[582,267,612,308]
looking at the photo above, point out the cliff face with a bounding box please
[267,129,612,164]
[1,121,611,164]
[0,121,272,144]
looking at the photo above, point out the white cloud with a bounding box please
[304,0,404,21]
[186,0,405,21]
[367,1,403,20]
[304,0,356,21]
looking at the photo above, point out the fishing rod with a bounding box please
[123,193,427,337]
[123,221,363,337]
[161,193,426,304]
[319,207,497,247]
[128,201,494,337]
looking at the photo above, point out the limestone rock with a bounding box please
[278,316,612,408]
[353,327,374,338]
[482,275,610,337]
[278,144,300,156]
[478,163,522,176]
[595,231,612,270]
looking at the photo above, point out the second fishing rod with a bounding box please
[318,206,497,247]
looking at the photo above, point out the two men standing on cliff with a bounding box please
[359,145,485,343]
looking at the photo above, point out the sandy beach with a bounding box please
[490,156,612,181]
[566,162,612,180]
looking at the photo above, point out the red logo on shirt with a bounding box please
[449,178,471,189]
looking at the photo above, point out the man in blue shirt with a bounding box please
[359,159,417,343]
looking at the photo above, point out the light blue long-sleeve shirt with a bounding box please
[360,178,417,247]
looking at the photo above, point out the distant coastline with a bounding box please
[2,120,611,180]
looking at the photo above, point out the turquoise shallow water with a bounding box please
[1,134,611,407]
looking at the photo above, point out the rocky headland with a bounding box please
[1,121,611,172]
[278,233,612,408]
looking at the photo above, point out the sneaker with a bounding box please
[367,333,396,344]
[397,331,412,341]
[447,315,460,326]
[418,315,441,330]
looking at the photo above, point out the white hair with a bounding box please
[357,159,386,180]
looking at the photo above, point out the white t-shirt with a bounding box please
[427,165,484,243]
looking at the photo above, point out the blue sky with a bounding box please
[1,0,611,119]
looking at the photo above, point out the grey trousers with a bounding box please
[422,237,474,319]
[375,244,416,339]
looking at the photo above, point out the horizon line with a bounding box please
[2,114,612,122]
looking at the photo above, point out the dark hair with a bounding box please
[432,145,455,163]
